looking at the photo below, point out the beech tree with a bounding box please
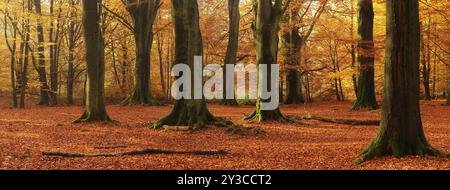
[153,0,216,128]
[357,0,448,162]
[75,0,112,123]
[34,0,51,106]
[352,0,378,110]
[221,0,240,106]
[281,0,327,105]
[66,0,82,104]
[244,0,291,122]
[122,0,161,106]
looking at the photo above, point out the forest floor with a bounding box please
[0,97,449,170]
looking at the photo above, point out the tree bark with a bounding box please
[244,0,290,122]
[282,26,305,104]
[153,0,217,129]
[221,0,240,106]
[66,0,80,104]
[352,0,378,110]
[34,0,51,106]
[122,0,161,106]
[75,0,112,123]
[358,0,448,163]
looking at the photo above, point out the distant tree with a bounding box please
[153,0,217,129]
[34,0,51,106]
[75,0,112,123]
[3,0,19,108]
[66,0,82,104]
[122,0,161,106]
[352,0,378,110]
[420,22,432,100]
[282,0,327,105]
[447,55,450,106]
[357,0,448,163]
[48,0,64,105]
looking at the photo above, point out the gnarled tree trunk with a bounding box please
[244,0,290,122]
[358,0,448,163]
[153,0,216,129]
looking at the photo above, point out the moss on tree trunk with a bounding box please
[153,0,217,129]
[75,0,112,123]
[357,0,448,163]
[245,0,290,122]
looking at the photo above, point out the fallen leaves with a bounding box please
[0,99,448,170]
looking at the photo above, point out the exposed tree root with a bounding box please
[300,116,380,126]
[43,149,228,158]
[73,111,117,124]
[355,139,450,164]
[244,109,289,123]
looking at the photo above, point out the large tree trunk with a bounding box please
[282,27,305,104]
[75,0,112,123]
[34,0,50,106]
[153,0,216,129]
[221,0,240,106]
[122,0,160,106]
[358,0,448,162]
[244,0,289,122]
[352,0,378,110]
